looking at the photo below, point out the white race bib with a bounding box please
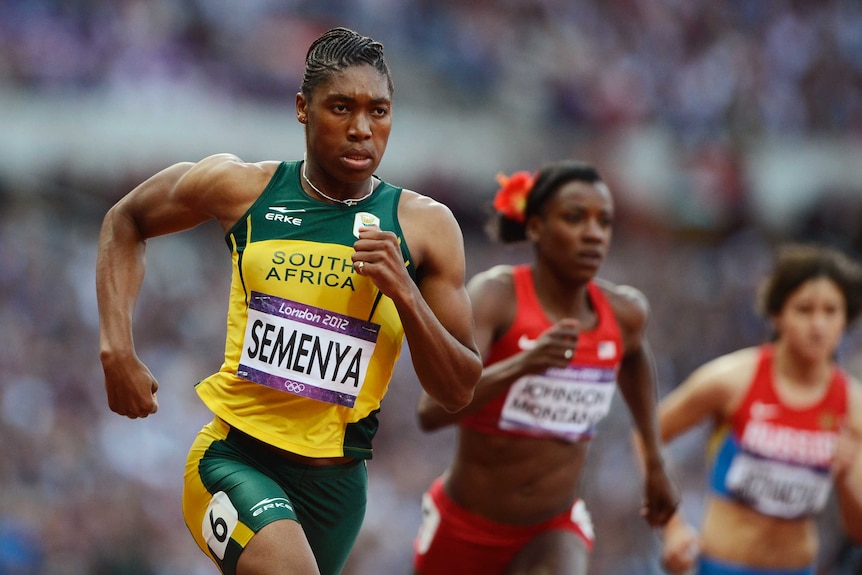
[238,291,380,408]
[500,366,616,441]
[726,452,832,518]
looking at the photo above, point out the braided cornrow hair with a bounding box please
[300,27,394,100]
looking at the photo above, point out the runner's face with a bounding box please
[299,64,392,188]
[529,180,613,283]
[774,277,846,363]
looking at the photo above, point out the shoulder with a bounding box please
[685,346,761,405]
[181,154,281,225]
[468,265,518,333]
[594,278,649,311]
[396,188,464,268]
[397,188,458,226]
[186,154,280,193]
[660,346,761,423]
[468,264,516,298]
[694,346,761,382]
[593,278,650,336]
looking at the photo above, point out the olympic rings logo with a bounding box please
[284,382,306,393]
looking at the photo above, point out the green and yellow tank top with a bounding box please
[195,161,415,459]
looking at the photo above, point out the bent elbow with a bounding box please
[417,361,480,428]
[442,374,478,413]
[415,394,467,433]
[447,365,480,413]
[441,392,472,415]
[417,410,444,433]
[430,382,475,417]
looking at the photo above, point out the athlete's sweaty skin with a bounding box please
[637,244,862,574]
[97,27,481,575]
[413,161,678,575]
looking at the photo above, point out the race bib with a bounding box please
[499,366,616,441]
[726,452,832,518]
[237,291,380,408]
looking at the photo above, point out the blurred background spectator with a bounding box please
[1,1,861,573]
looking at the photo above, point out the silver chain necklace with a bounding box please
[302,161,374,207]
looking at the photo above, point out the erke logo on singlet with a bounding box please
[266,206,305,226]
[353,212,380,237]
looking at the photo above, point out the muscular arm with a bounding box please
[655,348,755,443]
[97,161,198,418]
[633,346,756,573]
[609,284,679,526]
[96,153,271,418]
[354,192,482,412]
[415,267,505,429]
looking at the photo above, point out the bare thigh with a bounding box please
[505,530,589,575]
[237,519,321,575]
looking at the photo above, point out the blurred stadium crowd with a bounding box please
[4,0,862,134]
[1,1,862,574]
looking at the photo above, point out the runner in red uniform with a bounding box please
[413,160,679,575]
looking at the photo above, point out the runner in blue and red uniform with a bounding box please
[412,160,679,575]
[642,243,862,575]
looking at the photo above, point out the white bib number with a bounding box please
[238,291,380,408]
[500,366,616,441]
[202,491,237,560]
[726,452,832,518]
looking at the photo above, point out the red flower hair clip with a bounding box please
[493,170,535,223]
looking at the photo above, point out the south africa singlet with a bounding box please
[195,161,414,459]
[708,344,849,519]
[460,265,623,442]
